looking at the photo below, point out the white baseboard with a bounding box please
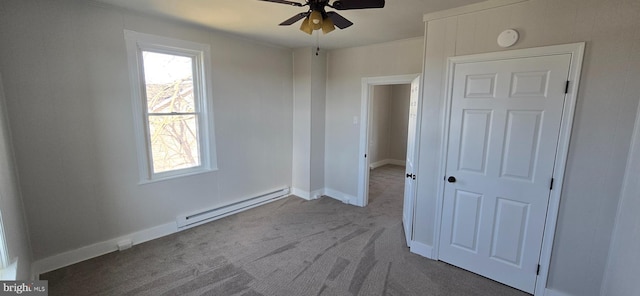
[324,188,357,205]
[31,189,292,278]
[296,187,357,206]
[31,222,177,278]
[309,189,323,200]
[544,289,573,296]
[292,188,323,201]
[370,160,388,170]
[292,188,311,200]
[409,241,436,259]
[370,159,406,170]
[388,159,406,166]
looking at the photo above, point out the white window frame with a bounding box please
[0,213,9,269]
[124,30,217,183]
[0,211,16,280]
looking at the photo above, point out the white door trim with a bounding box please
[357,74,422,207]
[432,43,585,295]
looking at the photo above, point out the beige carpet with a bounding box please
[41,165,529,296]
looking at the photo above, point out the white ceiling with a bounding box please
[94,0,483,49]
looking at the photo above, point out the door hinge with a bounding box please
[537,264,541,275]
[550,178,554,190]
[565,81,570,94]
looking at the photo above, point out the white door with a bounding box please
[439,54,571,293]
[403,76,420,246]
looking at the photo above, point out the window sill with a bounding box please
[0,259,18,280]
[138,167,218,185]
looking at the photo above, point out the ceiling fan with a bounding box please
[258,0,385,35]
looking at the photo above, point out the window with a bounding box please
[0,212,15,280]
[0,213,8,268]
[125,31,217,182]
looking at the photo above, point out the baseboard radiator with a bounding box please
[176,187,290,230]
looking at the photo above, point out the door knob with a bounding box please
[447,176,457,183]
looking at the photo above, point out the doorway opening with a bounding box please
[367,84,411,207]
[357,74,422,247]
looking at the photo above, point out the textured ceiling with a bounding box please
[94,0,484,49]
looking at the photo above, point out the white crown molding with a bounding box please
[423,0,529,22]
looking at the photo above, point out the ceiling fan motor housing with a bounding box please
[262,0,385,34]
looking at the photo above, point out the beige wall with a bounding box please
[325,38,423,196]
[389,85,411,161]
[5,1,637,294]
[0,0,293,262]
[416,0,640,295]
[292,48,312,194]
[292,47,326,196]
[370,85,392,164]
[602,101,640,296]
[310,50,327,193]
[370,85,411,165]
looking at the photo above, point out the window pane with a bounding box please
[142,51,195,113]
[148,115,201,173]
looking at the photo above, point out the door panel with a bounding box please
[465,74,497,98]
[403,76,420,246]
[510,71,549,97]
[490,197,529,266]
[458,110,492,174]
[450,190,483,252]
[501,110,543,181]
[439,54,572,293]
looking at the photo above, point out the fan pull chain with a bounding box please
[315,31,320,56]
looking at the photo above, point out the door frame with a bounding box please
[433,43,585,295]
[357,74,422,207]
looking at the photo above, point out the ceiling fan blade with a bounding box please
[257,0,305,7]
[332,0,385,10]
[326,12,353,29]
[279,12,310,25]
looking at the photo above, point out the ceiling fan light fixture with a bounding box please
[309,10,323,30]
[263,0,385,35]
[322,17,335,34]
[299,16,313,35]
